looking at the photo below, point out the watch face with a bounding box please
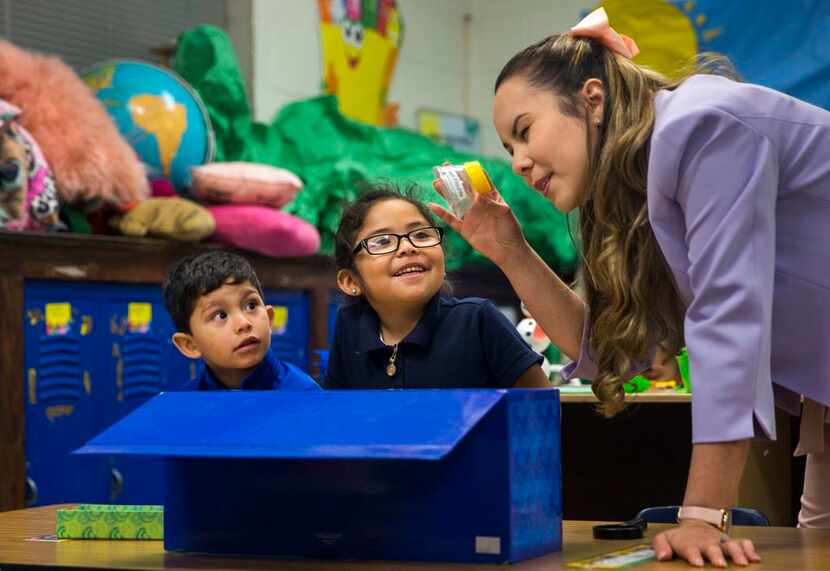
[721,510,731,533]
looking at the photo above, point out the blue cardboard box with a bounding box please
[76,389,561,563]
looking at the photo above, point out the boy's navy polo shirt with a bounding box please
[324,293,543,389]
[186,347,321,391]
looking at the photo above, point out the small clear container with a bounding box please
[432,160,493,218]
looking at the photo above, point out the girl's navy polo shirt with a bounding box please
[324,293,544,389]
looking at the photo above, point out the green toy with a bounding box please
[623,374,652,393]
[675,347,691,392]
[623,347,691,394]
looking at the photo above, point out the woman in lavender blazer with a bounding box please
[432,8,830,568]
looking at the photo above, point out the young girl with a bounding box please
[431,6,830,567]
[324,184,550,390]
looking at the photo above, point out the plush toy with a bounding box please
[0,40,149,208]
[207,204,321,257]
[115,197,215,242]
[0,100,62,231]
[516,317,553,379]
[190,162,302,208]
[182,159,319,257]
[0,117,28,228]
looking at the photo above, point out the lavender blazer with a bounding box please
[565,75,830,443]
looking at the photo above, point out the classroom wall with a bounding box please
[249,0,469,131]
[468,0,592,157]
[247,0,592,156]
[225,0,254,101]
[250,0,321,124]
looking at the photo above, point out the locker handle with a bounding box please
[27,369,37,405]
[25,476,38,507]
[110,467,124,501]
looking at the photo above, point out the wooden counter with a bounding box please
[1,504,828,570]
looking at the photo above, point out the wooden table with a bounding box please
[558,389,693,404]
[1,505,828,570]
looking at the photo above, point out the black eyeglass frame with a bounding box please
[352,226,445,256]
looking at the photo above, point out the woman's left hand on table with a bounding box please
[653,520,761,567]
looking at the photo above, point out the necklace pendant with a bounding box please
[386,362,397,376]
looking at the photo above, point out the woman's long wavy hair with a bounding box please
[495,35,731,416]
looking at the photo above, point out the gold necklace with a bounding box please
[379,331,399,377]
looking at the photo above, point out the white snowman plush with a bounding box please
[516,303,580,386]
[516,317,553,379]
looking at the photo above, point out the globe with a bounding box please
[82,60,214,191]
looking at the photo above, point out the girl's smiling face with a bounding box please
[343,198,445,312]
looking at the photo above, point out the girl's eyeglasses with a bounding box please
[353,226,444,256]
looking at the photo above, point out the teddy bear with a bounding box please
[0,100,62,231]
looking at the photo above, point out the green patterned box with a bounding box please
[56,504,163,540]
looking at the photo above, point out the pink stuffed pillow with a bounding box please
[208,204,320,257]
[191,162,302,208]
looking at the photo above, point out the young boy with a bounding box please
[163,250,320,391]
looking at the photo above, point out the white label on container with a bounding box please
[437,168,467,205]
[475,536,501,555]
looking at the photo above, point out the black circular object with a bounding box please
[592,518,647,540]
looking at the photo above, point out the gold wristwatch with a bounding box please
[677,506,732,535]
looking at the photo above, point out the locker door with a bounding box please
[23,281,108,505]
[263,290,310,371]
[101,285,168,504]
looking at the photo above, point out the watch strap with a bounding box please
[677,506,730,532]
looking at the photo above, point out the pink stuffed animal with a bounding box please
[0,100,62,231]
[0,41,149,208]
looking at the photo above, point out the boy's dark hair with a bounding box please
[163,250,264,332]
[334,182,440,271]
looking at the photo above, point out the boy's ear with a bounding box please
[336,269,362,298]
[172,332,202,359]
[265,305,274,330]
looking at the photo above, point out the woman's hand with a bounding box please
[653,520,761,568]
[431,176,587,360]
[429,180,527,268]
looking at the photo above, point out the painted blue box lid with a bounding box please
[77,389,562,563]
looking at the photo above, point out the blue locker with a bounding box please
[263,289,310,371]
[23,281,109,505]
[99,284,171,505]
[155,302,201,391]
[23,281,313,506]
